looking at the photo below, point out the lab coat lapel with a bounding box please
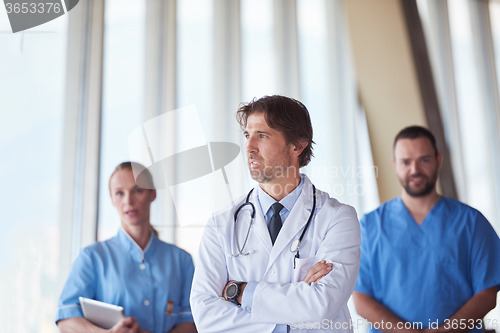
[266,176,319,270]
[240,188,273,255]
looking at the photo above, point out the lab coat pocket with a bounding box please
[292,256,315,282]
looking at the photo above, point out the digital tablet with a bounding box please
[79,297,125,329]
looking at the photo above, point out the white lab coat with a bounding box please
[190,175,360,333]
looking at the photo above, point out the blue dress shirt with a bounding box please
[56,228,195,333]
[242,176,304,333]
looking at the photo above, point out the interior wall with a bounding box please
[343,0,428,203]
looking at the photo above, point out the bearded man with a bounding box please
[353,126,500,333]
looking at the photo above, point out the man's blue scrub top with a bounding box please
[355,197,500,333]
[56,228,195,333]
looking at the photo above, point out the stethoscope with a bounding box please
[230,185,317,269]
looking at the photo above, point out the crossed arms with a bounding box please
[190,205,361,333]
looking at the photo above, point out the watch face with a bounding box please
[226,284,237,298]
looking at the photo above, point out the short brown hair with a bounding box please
[236,95,315,167]
[394,126,438,157]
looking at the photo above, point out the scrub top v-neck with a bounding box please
[355,197,500,333]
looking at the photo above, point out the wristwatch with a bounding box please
[225,281,245,305]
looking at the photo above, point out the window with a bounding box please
[417,0,500,232]
[98,0,146,241]
[241,0,276,100]
[0,11,68,333]
[174,0,215,256]
[448,0,499,229]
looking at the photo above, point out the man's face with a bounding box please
[393,137,442,197]
[244,112,294,183]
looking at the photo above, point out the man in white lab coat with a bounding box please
[190,95,361,333]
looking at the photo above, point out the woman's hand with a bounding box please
[58,317,139,333]
[109,317,140,333]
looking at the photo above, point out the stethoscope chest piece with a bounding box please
[290,239,300,252]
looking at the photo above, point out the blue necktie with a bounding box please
[269,203,284,245]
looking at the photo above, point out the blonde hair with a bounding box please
[109,162,159,237]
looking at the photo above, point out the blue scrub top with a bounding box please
[56,228,195,333]
[355,197,500,333]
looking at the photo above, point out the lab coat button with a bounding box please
[268,269,275,275]
[246,307,251,311]
[139,264,146,270]
[144,300,150,306]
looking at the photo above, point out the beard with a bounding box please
[249,146,292,183]
[402,172,437,197]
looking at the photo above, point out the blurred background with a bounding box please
[1,0,499,331]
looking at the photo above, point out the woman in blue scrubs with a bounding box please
[56,162,197,333]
